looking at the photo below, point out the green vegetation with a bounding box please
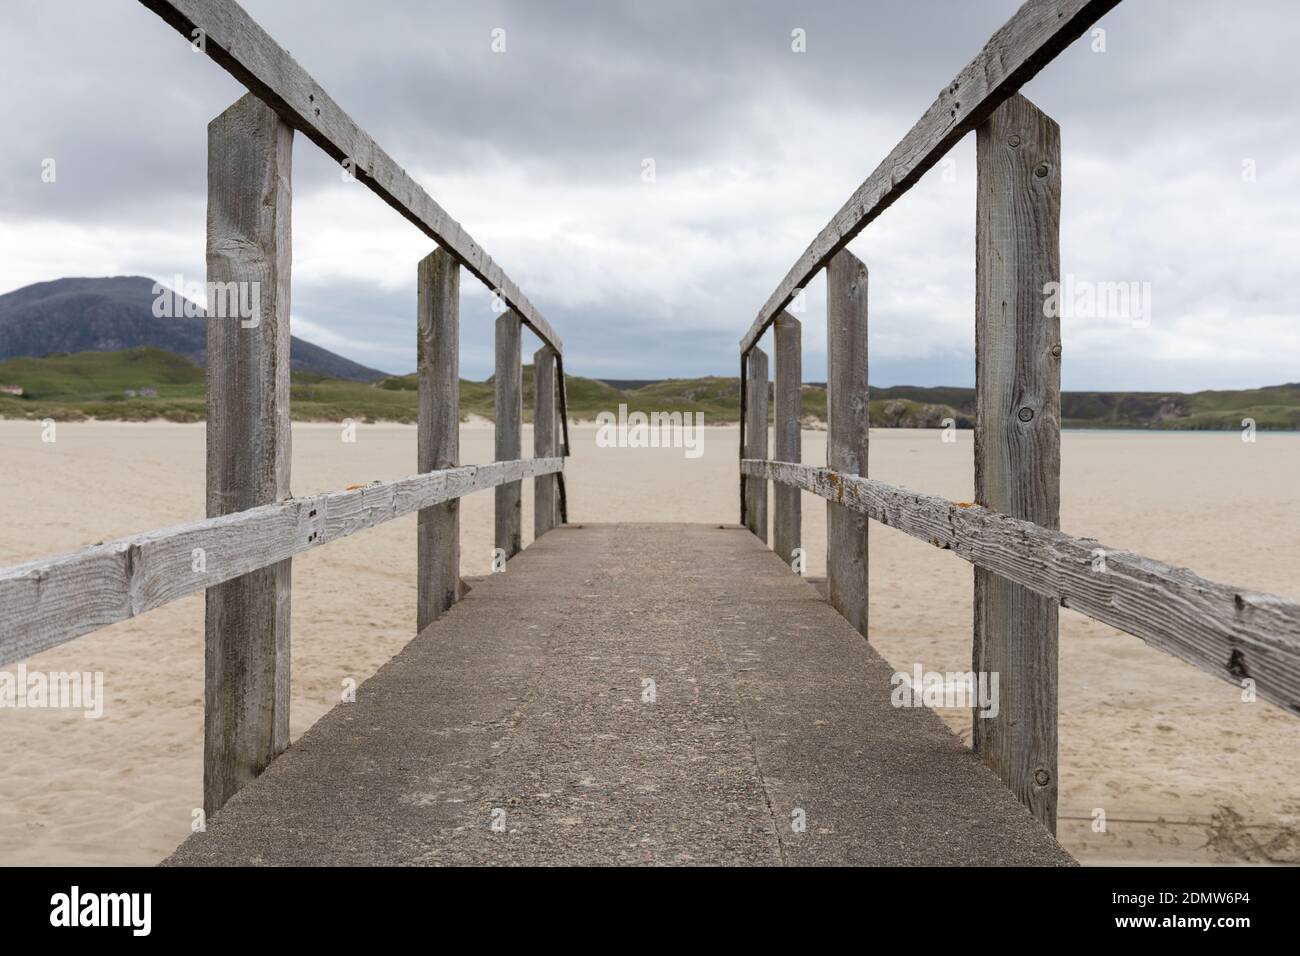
[608,377,744,421]
[0,348,208,422]
[1176,384,1300,430]
[367,363,625,421]
[1,347,1296,430]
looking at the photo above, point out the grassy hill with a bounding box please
[0,348,209,421]
[1,347,1296,430]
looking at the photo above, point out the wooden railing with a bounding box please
[0,0,568,816]
[738,0,1300,834]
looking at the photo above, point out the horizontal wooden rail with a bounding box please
[741,459,1300,715]
[738,0,1118,354]
[139,0,562,354]
[0,457,563,667]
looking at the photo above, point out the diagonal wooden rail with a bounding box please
[139,0,561,355]
[739,0,1120,356]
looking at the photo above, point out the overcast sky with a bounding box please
[2,0,1297,389]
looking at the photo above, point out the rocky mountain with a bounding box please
[0,276,387,382]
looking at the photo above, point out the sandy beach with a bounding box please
[1,420,1297,865]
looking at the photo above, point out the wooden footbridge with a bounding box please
[3,0,1298,866]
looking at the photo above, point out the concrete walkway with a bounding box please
[167,523,1072,866]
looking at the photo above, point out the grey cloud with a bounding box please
[1,0,1297,388]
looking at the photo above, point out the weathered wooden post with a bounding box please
[738,354,748,528]
[417,248,461,631]
[534,345,559,538]
[826,250,869,637]
[495,311,523,560]
[743,347,769,541]
[973,93,1061,833]
[772,313,801,568]
[204,93,293,816]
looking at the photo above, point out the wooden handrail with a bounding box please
[0,458,563,668]
[742,459,1300,716]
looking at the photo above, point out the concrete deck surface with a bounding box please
[167,523,1073,866]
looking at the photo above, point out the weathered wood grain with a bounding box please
[0,459,563,668]
[741,460,1300,717]
[533,346,559,538]
[739,0,1120,354]
[494,311,523,560]
[417,249,461,630]
[973,94,1062,831]
[826,251,869,638]
[203,93,293,815]
[772,313,802,569]
[138,0,562,354]
[742,347,769,542]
